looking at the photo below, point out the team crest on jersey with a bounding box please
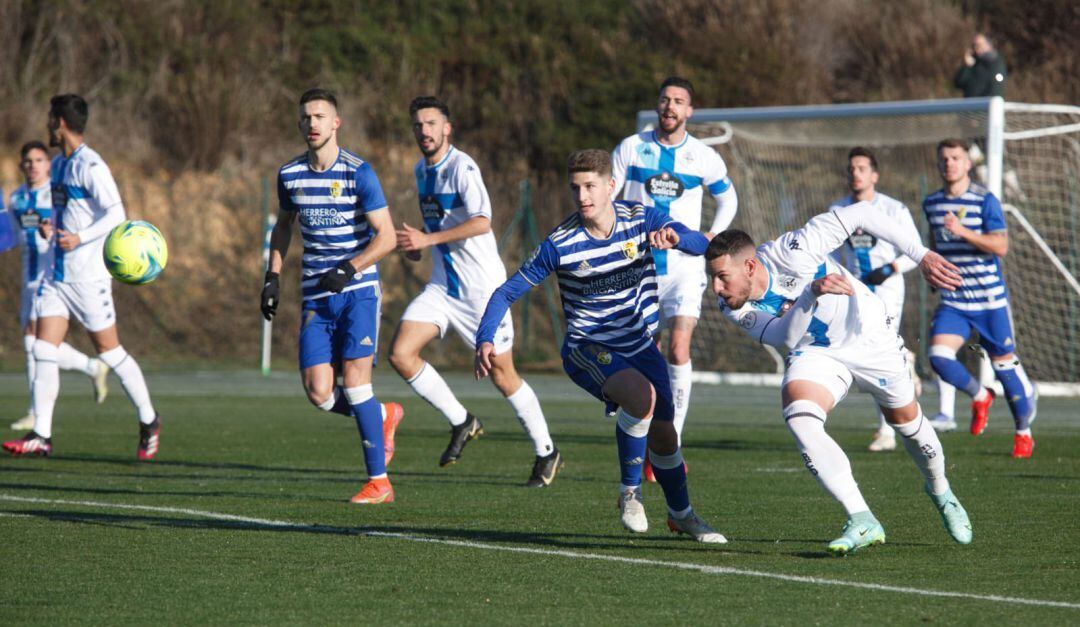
[645,172,684,200]
[622,240,638,260]
[739,311,757,329]
[329,180,343,199]
[596,351,612,365]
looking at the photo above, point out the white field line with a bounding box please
[2,493,1078,611]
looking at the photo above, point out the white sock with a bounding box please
[505,381,554,456]
[57,342,97,376]
[31,341,60,439]
[23,335,36,415]
[783,400,869,515]
[937,377,955,418]
[893,409,950,495]
[668,361,693,443]
[98,346,156,424]
[407,362,468,426]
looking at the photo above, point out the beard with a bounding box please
[419,135,444,157]
[307,134,332,152]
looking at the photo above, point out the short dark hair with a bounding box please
[847,146,879,172]
[659,76,695,102]
[705,229,756,261]
[409,96,450,120]
[49,94,89,134]
[937,137,970,155]
[567,149,612,177]
[20,140,48,160]
[299,88,338,109]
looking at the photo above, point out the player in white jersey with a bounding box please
[827,147,922,453]
[388,97,562,486]
[261,88,400,504]
[612,76,738,464]
[3,95,158,460]
[7,141,108,431]
[707,203,973,555]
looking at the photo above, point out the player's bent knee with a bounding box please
[603,370,655,418]
[881,400,919,425]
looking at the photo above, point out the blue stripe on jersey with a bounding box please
[807,263,831,345]
[751,270,788,316]
[652,147,676,275]
[421,162,462,298]
[707,177,731,195]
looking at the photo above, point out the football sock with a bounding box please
[615,409,650,488]
[993,358,1036,430]
[31,340,59,439]
[668,361,692,444]
[57,342,97,376]
[892,409,950,495]
[345,384,387,479]
[937,376,956,418]
[649,447,691,515]
[98,346,156,424]
[929,345,981,397]
[505,380,554,456]
[407,362,468,426]
[23,335,35,414]
[316,386,353,417]
[783,400,869,515]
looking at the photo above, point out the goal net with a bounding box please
[635,97,1080,393]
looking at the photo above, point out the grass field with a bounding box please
[1,370,1077,624]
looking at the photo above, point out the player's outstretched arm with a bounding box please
[475,273,534,379]
[649,222,709,255]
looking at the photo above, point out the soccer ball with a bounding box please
[103,220,169,285]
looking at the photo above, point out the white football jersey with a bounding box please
[8,183,53,286]
[49,145,126,283]
[413,146,506,300]
[828,192,920,318]
[612,131,735,277]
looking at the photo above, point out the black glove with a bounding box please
[864,264,896,286]
[318,260,356,293]
[261,271,280,321]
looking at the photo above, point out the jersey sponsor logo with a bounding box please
[645,172,684,200]
[581,267,641,296]
[301,206,347,227]
[420,196,444,221]
[329,180,343,199]
[622,240,638,260]
[739,311,757,329]
[18,209,40,229]
[849,228,876,250]
[51,184,68,211]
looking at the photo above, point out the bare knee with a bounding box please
[388,342,421,379]
[647,420,678,455]
[489,354,522,395]
[882,400,920,425]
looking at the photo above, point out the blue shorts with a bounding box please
[562,342,674,422]
[930,304,1016,357]
[298,288,380,370]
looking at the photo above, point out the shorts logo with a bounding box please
[622,240,638,260]
[1005,337,1013,346]
[596,351,612,365]
[329,181,342,199]
[303,310,317,328]
[739,311,757,329]
[360,336,373,346]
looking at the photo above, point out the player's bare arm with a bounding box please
[345,208,396,273]
[397,215,490,251]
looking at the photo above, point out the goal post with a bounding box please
[636,97,1080,395]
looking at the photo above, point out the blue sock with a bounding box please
[650,448,691,515]
[615,421,647,487]
[346,385,386,477]
[929,347,981,397]
[993,358,1035,430]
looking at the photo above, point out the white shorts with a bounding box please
[34,278,117,333]
[401,283,514,355]
[783,337,916,410]
[19,281,41,328]
[656,266,707,325]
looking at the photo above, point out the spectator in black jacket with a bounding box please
[955,33,1007,98]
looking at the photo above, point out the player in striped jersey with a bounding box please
[923,138,1036,458]
[3,95,158,460]
[389,96,561,486]
[708,204,972,555]
[476,149,726,543]
[7,141,108,431]
[828,147,922,453]
[261,88,401,504]
[612,76,738,469]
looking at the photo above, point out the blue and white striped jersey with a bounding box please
[922,184,1008,311]
[413,146,505,300]
[9,183,53,286]
[515,201,673,355]
[277,148,388,301]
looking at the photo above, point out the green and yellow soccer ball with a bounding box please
[103,220,169,285]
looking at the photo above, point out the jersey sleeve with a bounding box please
[277,172,296,212]
[643,205,675,232]
[518,238,559,286]
[76,161,126,243]
[457,160,492,220]
[353,162,389,214]
[893,204,921,273]
[981,193,1007,233]
[611,140,630,196]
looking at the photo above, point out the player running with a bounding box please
[612,76,737,467]
[828,147,922,452]
[476,149,726,543]
[707,203,973,555]
[923,138,1037,458]
[8,140,108,431]
[389,96,562,487]
[3,95,157,459]
[260,88,400,504]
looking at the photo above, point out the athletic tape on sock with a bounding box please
[616,409,652,438]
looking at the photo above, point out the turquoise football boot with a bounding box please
[926,485,973,544]
[826,511,886,556]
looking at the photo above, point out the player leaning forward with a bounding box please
[476,149,725,543]
[708,203,973,555]
[261,88,401,504]
[3,95,159,459]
